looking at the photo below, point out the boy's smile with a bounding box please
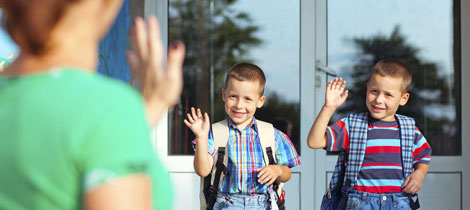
[366,74,409,121]
[222,78,266,130]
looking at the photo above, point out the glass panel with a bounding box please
[168,0,301,155]
[97,0,144,82]
[328,0,461,155]
[0,10,19,70]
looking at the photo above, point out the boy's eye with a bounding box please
[245,98,252,102]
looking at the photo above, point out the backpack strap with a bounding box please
[257,120,285,209]
[200,120,230,210]
[257,120,276,166]
[344,113,369,190]
[396,114,420,210]
[396,114,416,178]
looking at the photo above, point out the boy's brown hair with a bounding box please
[369,59,412,93]
[224,63,266,95]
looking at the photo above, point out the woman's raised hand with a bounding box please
[127,15,186,126]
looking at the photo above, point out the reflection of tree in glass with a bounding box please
[168,0,262,154]
[256,93,301,154]
[336,26,458,155]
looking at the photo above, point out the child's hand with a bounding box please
[183,107,210,141]
[324,78,348,109]
[402,170,425,194]
[256,165,282,186]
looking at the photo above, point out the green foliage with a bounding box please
[168,0,262,155]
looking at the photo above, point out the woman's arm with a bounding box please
[85,174,153,210]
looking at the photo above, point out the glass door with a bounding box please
[315,0,468,209]
[154,0,318,209]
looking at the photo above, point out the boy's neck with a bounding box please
[229,117,254,130]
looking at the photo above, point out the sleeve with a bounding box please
[325,117,350,152]
[412,127,432,166]
[192,129,216,159]
[74,87,173,209]
[274,129,301,168]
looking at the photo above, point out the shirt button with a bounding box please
[382,196,387,201]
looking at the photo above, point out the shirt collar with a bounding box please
[227,117,258,132]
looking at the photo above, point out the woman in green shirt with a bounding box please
[0,0,185,209]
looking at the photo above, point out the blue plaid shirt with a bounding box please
[192,117,300,195]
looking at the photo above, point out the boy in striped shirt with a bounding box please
[185,63,300,209]
[307,59,431,209]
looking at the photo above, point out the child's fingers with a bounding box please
[258,172,271,184]
[257,167,265,176]
[186,113,194,123]
[340,80,347,90]
[343,90,349,98]
[197,108,203,118]
[204,112,210,123]
[327,80,333,90]
[335,78,342,89]
[191,107,198,120]
[402,176,411,188]
[266,178,276,186]
[183,119,191,127]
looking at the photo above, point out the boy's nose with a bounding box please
[375,94,384,103]
[236,99,244,108]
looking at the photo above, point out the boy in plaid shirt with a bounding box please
[185,63,300,209]
[307,59,431,209]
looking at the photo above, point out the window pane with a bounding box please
[328,0,461,155]
[0,10,19,69]
[168,0,301,155]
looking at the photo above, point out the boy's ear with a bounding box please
[257,95,266,108]
[222,88,226,102]
[399,92,410,106]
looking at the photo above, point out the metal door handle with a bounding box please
[316,60,337,76]
[315,60,337,87]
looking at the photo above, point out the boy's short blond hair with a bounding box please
[224,63,266,95]
[370,59,412,93]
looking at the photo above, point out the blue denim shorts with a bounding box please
[213,193,269,210]
[346,191,411,210]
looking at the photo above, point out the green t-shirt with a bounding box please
[0,68,172,209]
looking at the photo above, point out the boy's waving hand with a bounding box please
[184,107,213,177]
[325,77,349,109]
[184,107,210,140]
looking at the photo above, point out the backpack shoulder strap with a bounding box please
[212,119,230,149]
[396,114,416,178]
[256,119,276,166]
[256,119,285,207]
[345,112,369,189]
[200,119,230,210]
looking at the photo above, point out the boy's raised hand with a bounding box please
[325,78,348,109]
[184,107,210,141]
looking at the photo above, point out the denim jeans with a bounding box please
[213,193,269,210]
[346,191,411,210]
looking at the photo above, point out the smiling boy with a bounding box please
[185,63,300,210]
[307,59,431,210]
